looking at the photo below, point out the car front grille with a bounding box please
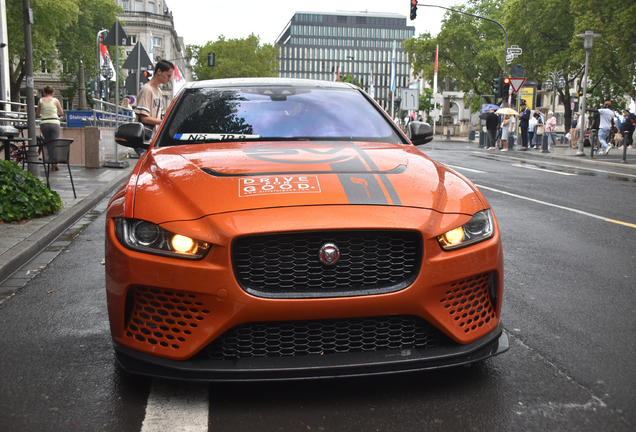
[197,315,453,360]
[232,230,422,298]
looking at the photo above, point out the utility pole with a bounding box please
[22,0,38,177]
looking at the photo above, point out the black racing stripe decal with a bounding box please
[331,158,389,205]
[201,165,406,177]
[343,142,403,206]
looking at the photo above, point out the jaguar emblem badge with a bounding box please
[319,243,340,266]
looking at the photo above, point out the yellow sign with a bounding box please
[520,87,535,110]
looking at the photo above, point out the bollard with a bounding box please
[621,132,628,164]
[478,129,485,148]
[446,128,451,140]
[541,133,550,153]
[468,129,475,141]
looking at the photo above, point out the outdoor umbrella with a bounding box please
[480,104,500,112]
[496,108,519,116]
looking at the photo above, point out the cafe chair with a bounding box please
[29,138,76,198]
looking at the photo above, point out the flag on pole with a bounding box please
[99,42,116,81]
[149,31,154,65]
[433,45,438,94]
[337,66,340,82]
[390,40,396,92]
[172,64,187,98]
[369,69,375,99]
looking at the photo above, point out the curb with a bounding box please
[0,167,133,282]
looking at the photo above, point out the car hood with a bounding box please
[132,141,486,223]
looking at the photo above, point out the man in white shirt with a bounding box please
[597,101,615,155]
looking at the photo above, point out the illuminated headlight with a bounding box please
[437,210,495,251]
[114,219,211,260]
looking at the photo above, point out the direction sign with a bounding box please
[401,89,419,111]
[508,77,526,93]
[507,45,522,55]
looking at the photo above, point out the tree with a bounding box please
[418,87,434,120]
[190,34,278,80]
[56,0,122,104]
[403,0,507,103]
[6,0,78,102]
[570,0,636,102]
[504,0,577,127]
[340,74,362,87]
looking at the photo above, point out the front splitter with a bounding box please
[113,322,508,382]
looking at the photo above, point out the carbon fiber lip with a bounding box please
[113,323,508,382]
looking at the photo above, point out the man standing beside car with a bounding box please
[134,60,174,143]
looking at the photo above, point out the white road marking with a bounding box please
[512,163,577,176]
[475,184,636,229]
[141,379,209,432]
[444,164,487,174]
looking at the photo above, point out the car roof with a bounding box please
[186,77,358,91]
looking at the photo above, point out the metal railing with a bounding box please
[80,99,135,127]
[0,101,29,125]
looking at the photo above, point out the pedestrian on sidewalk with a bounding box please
[486,108,499,150]
[500,115,510,151]
[546,111,557,150]
[531,112,544,149]
[528,111,537,149]
[570,113,578,148]
[620,109,636,148]
[519,100,531,150]
[35,85,64,171]
[597,101,615,155]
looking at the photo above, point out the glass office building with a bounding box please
[276,11,415,110]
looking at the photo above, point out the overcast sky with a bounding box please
[165,0,460,47]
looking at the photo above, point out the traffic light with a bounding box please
[502,77,511,97]
[207,52,215,67]
[492,77,502,97]
[99,31,107,45]
[410,0,418,20]
[143,70,153,79]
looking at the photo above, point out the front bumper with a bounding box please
[113,323,508,382]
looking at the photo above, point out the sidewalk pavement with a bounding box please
[429,137,636,170]
[0,161,135,283]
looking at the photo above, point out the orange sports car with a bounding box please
[106,78,507,380]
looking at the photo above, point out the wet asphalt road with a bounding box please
[0,142,634,432]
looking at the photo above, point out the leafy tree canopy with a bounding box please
[190,34,278,80]
[6,0,121,102]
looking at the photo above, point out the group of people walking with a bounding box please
[483,99,636,154]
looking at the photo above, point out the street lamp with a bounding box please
[346,55,354,85]
[576,31,601,156]
[467,89,475,141]
[544,69,565,115]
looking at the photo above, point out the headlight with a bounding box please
[437,210,494,251]
[114,218,211,260]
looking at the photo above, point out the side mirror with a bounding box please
[115,122,149,149]
[408,121,434,145]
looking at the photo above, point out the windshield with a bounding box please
[158,86,404,146]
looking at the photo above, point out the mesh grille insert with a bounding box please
[198,315,453,360]
[232,230,422,298]
[439,272,496,334]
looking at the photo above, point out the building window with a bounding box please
[123,0,130,11]
[135,0,143,12]
[148,2,154,13]
[152,37,162,47]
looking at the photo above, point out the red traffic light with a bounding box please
[143,71,152,78]
[412,0,418,4]
[503,77,511,84]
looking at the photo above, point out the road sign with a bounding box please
[507,45,522,55]
[103,21,129,46]
[401,89,419,111]
[510,64,525,78]
[508,77,526,93]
